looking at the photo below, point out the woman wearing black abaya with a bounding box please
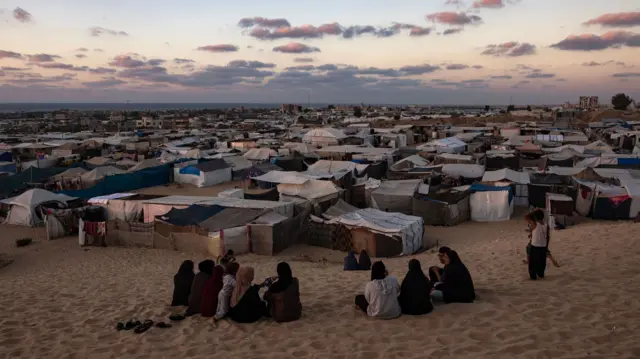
[171,260,195,306]
[431,250,475,304]
[185,260,215,316]
[398,259,433,315]
[264,262,302,322]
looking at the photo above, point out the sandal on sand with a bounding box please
[169,314,185,321]
[116,322,125,331]
[134,320,154,334]
[124,319,141,330]
[156,322,172,328]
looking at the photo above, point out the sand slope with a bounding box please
[1,219,640,359]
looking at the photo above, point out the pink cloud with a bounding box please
[272,42,320,54]
[472,0,505,9]
[196,44,239,53]
[426,12,482,26]
[584,12,640,28]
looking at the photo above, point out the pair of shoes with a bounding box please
[116,319,141,331]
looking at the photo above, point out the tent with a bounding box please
[328,208,423,257]
[51,167,88,181]
[304,160,368,180]
[128,158,162,172]
[431,137,466,154]
[174,159,232,187]
[243,148,277,162]
[302,128,347,147]
[322,199,359,220]
[370,179,421,214]
[156,205,226,226]
[81,166,126,187]
[413,188,471,226]
[469,183,514,222]
[2,189,76,226]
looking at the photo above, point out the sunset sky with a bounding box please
[1,0,639,104]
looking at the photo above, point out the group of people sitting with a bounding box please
[353,247,476,319]
[171,251,302,323]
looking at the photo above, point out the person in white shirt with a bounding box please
[526,209,548,280]
[354,261,401,320]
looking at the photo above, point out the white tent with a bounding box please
[2,189,76,226]
[81,166,125,186]
[328,208,423,256]
[482,169,530,184]
[302,128,346,147]
[243,148,277,162]
[469,184,513,222]
[50,167,88,181]
[304,160,368,180]
[370,179,421,214]
[173,159,232,187]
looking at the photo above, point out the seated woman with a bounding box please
[200,266,224,317]
[398,259,433,315]
[185,260,215,316]
[171,260,194,307]
[344,251,359,271]
[214,262,239,321]
[431,250,476,304]
[354,261,401,319]
[228,266,268,323]
[263,262,302,323]
[358,250,372,271]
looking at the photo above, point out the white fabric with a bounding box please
[277,179,339,200]
[364,277,401,319]
[390,155,430,171]
[305,160,368,179]
[88,193,136,204]
[173,167,232,187]
[2,189,75,226]
[223,156,253,171]
[215,275,236,320]
[329,208,423,255]
[302,128,346,146]
[252,170,309,185]
[243,148,277,161]
[482,169,530,184]
[531,223,548,247]
[470,190,513,222]
[442,164,485,178]
[81,166,125,183]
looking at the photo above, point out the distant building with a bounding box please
[281,104,296,113]
[579,96,599,110]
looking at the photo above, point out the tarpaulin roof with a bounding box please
[322,199,359,220]
[253,170,309,184]
[482,168,530,184]
[442,164,485,179]
[199,207,265,231]
[155,204,225,226]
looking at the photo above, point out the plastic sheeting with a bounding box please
[482,168,530,184]
[2,189,76,226]
[253,171,309,185]
[328,208,423,255]
[370,179,420,214]
[442,164,485,179]
[304,160,368,179]
[469,184,513,222]
[173,167,232,187]
[277,179,340,200]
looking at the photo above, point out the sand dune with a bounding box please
[1,218,640,359]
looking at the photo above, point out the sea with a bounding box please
[0,103,292,113]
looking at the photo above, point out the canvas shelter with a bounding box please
[412,187,471,226]
[370,179,421,214]
[173,159,232,187]
[243,148,277,162]
[302,128,347,147]
[327,208,424,257]
[2,189,76,226]
[469,183,514,222]
[81,166,126,188]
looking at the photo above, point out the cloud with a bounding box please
[238,17,291,28]
[273,42,320,54]
[27,54,62,63]
[13,7,33,23]
[472,65,484,69]
[89,27,129,37]
[584,12,640,28]
[611,72,640,78]
[472,0,505,9]
[526,72,555,79]
[94,48,104,52]
[8,73,76,85]
[245,21,431,41]
[482,42,536,57]
[227,60,276,69]
[0,50,23,59]
[512,64,542,73]
[75,54,87,59]
[82,77,127,88]
[88,67,116,75]
[285,65,316,71]
[109,55,148,68]
[1,66,29,71]
[445,0,464,5]
[174,58,195,64]
[426,12,482,26]
[36,62,89,71]
[76,48,89,52]
[556,78,567,82]
[294,57,314,63]
[490,75,513,79]
[391,23,433,37]
[398,64,441,75]
[317,64,339,71]
[550,31,640,51]
[197,44,239,53]
[443,28,464,35]
[445,64,469,70]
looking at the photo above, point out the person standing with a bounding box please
[526,209,548,280]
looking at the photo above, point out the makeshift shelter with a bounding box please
[127,158,162,172]
[304,160,368,180]
[302,128,347,147]
[174,159,232,187]
[321,199,359,220]
[528,172,576,209]
[81,166,126,188]
[412,188,471,226]
[115,158,138,169]
[243,148,277,163]
[327,208,424,257]
[223,155,253,176]
[430,137,466,154]
[88,193,155,222]
[51,167,88,181]
[482,168,530,207]
[249,206,312,256]
[85,157,115,168]
[370,179,420,214]
[469,183,514,222]
[2,189,76,226]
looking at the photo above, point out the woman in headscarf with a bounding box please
[398,259,433,315]
[171,260,194,306]
[344,251,359,271]
[358,250,371,271]
[214,262,239,321]
[185,259,215,316]
[200,265,224,317]
[264,262,302,322]
[354,261,401,319]
[228,266,268,323]
[431,250,475,303]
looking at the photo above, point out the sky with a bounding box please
[0,0,639,105]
